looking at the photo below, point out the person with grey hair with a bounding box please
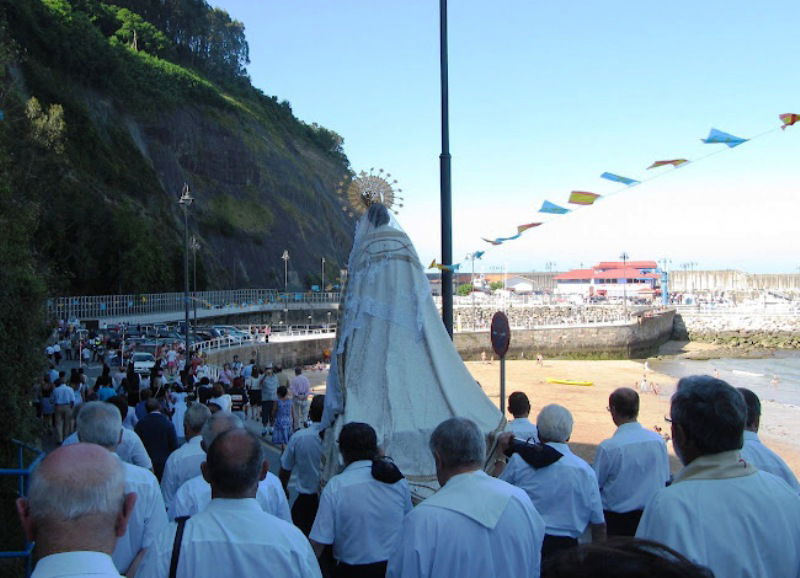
[387,418,545,578]
[309,422,411,576]
[17,443,136,578]
[170,412,290,523]
[499,404,605,560]
[593,388,670,536]
[637,375,800,577]
[75,401,168,575]
[63,403,153,471]
[137,429,321,578]
[738,387,799,492]
[161,402,213,512]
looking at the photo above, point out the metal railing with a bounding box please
[46,290,342,321]
[0,440,45,577]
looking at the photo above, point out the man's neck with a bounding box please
[614,417,638,427]
[439,465,480,486]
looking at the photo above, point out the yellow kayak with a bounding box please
[546,378,594,387]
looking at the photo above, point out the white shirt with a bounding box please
[740,431,800,492]
[171,472,290,523]
[310,460,412,564]
[64,429,152,471]
[280,423,323,495]
[505,417,539,442]
[113,461,168,572]
[32,551,122,578]
[387,471,545,578]
[500,442,604,538]
[122,407,138,431]
[51,383,75,405]
[637,450,800,578]
[593,421,671,512]
[136,498,321,578]
[161,436,206,511]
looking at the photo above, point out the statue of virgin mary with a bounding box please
[321,203,504,500]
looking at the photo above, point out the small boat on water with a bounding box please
[546,378,594,387]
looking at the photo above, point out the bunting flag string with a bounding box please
[429,113,797,271]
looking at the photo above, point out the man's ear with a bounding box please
[16,498,35,543]
[201,461,210,484]
[259,459,269,482]
[115,493,137,538]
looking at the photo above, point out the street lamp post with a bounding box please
[439,0,453,339]
[321,257,326,293]
[178,183,194,357]
[191,235,200,327]
[282,250,290,292]
[620,251,629,317]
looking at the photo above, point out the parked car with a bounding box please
[130,352,156,375]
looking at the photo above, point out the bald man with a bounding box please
[593,387,670,536]
[16,443,136,578]
[137,429,320,577]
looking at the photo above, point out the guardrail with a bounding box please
[46,290,342,321]
[0,440,45,577]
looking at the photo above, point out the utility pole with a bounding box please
[282,250,290,292]
[439,0,453,338]
[178,184,194,356]
[321,257,326,292]
[620,251,629,317]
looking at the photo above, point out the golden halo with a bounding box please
[337,168,404,215]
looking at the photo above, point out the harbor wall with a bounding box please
[208,310,676,366]
[674,313,800,349]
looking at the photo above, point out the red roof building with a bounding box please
[554,261,661,300]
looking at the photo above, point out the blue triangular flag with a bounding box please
[702,128,748,148]
[539,200,570,214]
[601,172,640,186]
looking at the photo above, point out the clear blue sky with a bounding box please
[212,0,799,274]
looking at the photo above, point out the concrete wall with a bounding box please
[204,337,336,368]
[670,271,800,292]
[206,310,675,366]
[457,310,675,360]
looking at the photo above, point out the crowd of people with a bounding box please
[21,350,800,577]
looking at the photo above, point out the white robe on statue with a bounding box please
[321,206,504,499]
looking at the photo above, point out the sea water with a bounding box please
[650,351,800,408]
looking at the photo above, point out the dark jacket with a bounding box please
[134,411,178,480]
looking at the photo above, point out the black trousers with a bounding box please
[334,560,387,578]
[541,534,578,560]
[261,400,274,426]
[292,492,319,537]
[604,509,643,537]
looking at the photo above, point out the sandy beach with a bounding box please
[465,358,800,478]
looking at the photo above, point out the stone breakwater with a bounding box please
[674,313,800,349]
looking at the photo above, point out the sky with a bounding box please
[211,0,799,274]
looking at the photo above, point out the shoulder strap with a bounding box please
[169,516,190,578]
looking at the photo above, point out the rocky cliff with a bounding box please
[2,0,355,295]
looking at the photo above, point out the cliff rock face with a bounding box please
[2,0,355,294]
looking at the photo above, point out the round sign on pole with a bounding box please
[490,311,510,358]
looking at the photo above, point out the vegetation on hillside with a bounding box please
[0,0,353,296]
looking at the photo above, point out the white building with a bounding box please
[554,261,660,300]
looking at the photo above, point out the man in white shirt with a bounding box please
[310,422,411,576]
[75,402,168,575]
[280,394,325,535]
[388,418,545,578]
[593,387,670,535]
[290,366,312,430]
[637,375,800,577]
[170,412,290,522]
[161,403,212,511]
[137,429,321,578]
[64,412,153,471]
[51,378,75,443]
[738,387,799,492]
[17,443,136,578]
[505,391,539,442]
[500,404,605,560]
